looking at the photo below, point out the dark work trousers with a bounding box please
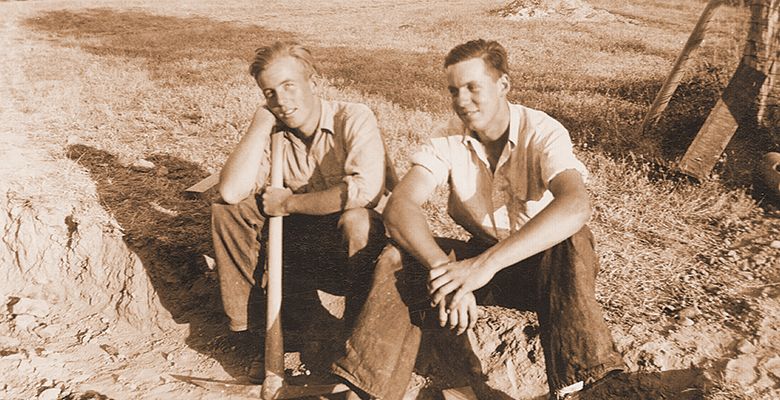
[331,226,625,400]
[211,195,386,332]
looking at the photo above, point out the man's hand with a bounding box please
[262,187,293,216]
[436,292,478,335]
[429,257,496,312]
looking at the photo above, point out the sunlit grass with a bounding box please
[14,3,775,397]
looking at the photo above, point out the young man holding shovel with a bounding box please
[332,39,625,400]
[212,41,389,384]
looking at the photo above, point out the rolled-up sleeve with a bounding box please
[409,139,451,187]
[341,104,386,209]
[538,121,588,187]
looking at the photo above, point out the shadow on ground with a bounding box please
[578,368,710,400]
[28,8,776,197]
[65,144,345,383]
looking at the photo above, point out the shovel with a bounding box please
[176,132,348,399]
[260,131,349,399]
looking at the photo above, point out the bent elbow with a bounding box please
[574,195,592,227]
[218,185,246,205]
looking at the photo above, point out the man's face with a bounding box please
[446,57,508,134]
[257,56,318,131]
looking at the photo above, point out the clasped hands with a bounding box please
[428,256,496,335]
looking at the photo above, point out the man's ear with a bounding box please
[499,73,511,96]
[308,74,320,95]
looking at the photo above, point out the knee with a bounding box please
[374,243,404,275]
[211,201,236,228]
[338,208,373,244]
[211,201,241,227]
[211,198,261,233]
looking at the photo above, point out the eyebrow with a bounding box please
[448,80,479,90]
[263,79,295,91]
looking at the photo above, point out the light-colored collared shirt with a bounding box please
[410,102,588,243]
[255,99,386,209]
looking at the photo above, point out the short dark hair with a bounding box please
[444,39,509,78]
[249,41,318,80]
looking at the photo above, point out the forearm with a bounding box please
[284,183,347,215]
[477,195,590,274]
[218,107,274,204]
[218,130,268,204]
[385,198,449,269]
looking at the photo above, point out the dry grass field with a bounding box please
[1,0,779,399]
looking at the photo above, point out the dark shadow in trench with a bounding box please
[65,145,348,386]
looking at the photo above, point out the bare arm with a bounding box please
[385,165,479,333]
[472,169,590,273]
[218,106,275,204]
[384,166,450,270]
[262,183,347,216]
[263,104,385,216]
[430,169,592,306]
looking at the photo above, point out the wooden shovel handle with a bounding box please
[263,132,285,399]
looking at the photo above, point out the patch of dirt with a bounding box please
[493,0,637,24]
[1,2,779,400]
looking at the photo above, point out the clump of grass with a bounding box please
[17,0,771,356]
[585,150,762,332]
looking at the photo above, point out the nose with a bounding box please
[274,92,290,109]
[454,88,470,108]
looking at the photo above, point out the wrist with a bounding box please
[282,193,295,214]
[474,252,496,274]
[426,253,451,270]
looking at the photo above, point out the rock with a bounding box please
[155,166,169,177]
[737,339,756,354]
[770,240,780,249]
[678,306,699,320]
[66,135,84,146]
[130,158,155,171]
[0,335,21,350]
[765,356,780,380]
[677,317,695,327]
[14,314,38,331]
[10,298,50,318]
[77,329,92,344]
[37,387,60,400]
[0,163,173,333]
[724,355,758,385]
[100,344,119,358]
[33,324,60,339]
[203,255,216,270]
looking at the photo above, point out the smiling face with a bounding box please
[446,57,510,139]
[257,56,320,135]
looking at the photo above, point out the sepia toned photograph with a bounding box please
[0,0,778,399]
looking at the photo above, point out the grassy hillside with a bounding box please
[10,0,778,398]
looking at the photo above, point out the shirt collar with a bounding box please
[460,101,518,147]
[318,99,335,135]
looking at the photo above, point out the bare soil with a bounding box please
[1,1,779,400]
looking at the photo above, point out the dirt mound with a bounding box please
[494,0,634,23]
[0,136,171,334]
[410,307,547,399]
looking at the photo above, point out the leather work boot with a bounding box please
[248,353,264,384]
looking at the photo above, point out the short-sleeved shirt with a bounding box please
[410,102,588,243]
[255,99,386,209]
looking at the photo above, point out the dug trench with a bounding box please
[2,139,752,400]
[2,3,780,400]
